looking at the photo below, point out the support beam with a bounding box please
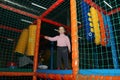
[40,0,64,18]
[42,18,70,32]
[0,25,22,32]
[107,7,120,15]
[0,3,38,19]
[33,19,41,80]
[70,0,79,80]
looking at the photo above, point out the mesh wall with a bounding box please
[0,7,34,72]
[0,0,71,79]
[0,0,59,72]
[77,0,120,69]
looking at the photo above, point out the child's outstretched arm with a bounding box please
[44,36,58,41]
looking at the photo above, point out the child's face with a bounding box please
[59,27,65,34]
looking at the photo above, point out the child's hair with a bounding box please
[59,26,65,32]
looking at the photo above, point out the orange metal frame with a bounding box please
[70,0,79,79]
[0,0,120,80]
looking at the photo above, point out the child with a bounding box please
[44,26,71,69]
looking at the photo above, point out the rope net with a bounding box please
[77,0,120,69]
[0,0,70,79]
[0,0,57,79]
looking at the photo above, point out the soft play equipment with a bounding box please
[97,11,107,46]
[15,29,28,54]
[102,14,111,47]
[88,13,94,32]
[26,25,37,56]
[19,55,33,67]
[106,15,118,69]
[81,1,94,41]
[89,7,101,45]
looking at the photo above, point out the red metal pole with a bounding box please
[0,3,38,19]
[0,25,22,32]
[42,18,70,32]
[107,7,120,15]
[33,19,41,80]
[40,0,64,18]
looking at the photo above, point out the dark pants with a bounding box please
[57,46,69,69]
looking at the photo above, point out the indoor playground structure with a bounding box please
[0,0,120,80]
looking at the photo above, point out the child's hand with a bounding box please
[44,36,48,39]
[69,49,71,53]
